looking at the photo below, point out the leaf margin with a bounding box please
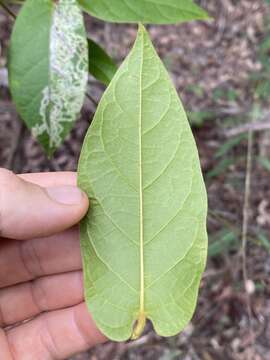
[78,0,210,24]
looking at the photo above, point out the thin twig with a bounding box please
[0,0,16,19]
[225,120,270,137]
[241,129,254,357]
[85,92,98,107]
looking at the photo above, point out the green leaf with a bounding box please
[78,25,208,341]
[257,232,270,253]
[258,157,270,172]
[78,0,209,24]
[187,110,215,127]
[9,0,88,156]
[208,230,238,257]
[206,158,235,179]
[215,134,246,158]
[88,38,117,86]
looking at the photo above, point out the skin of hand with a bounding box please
[0,168,106,360]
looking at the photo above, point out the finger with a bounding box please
[0,330,12,360]
[0,227,81,288]
[6,303,106,360]
[0,168,88,240]
[19,171,77,188]
[0,271,83,327]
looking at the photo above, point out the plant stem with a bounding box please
[241,129,255,357]
[85,92,98,107]
[0,0,16,19]
[225,119,270,137]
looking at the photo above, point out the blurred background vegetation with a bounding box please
[1,0,270,359]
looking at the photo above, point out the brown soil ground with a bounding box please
[1,1,270,359]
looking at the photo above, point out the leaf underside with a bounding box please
[9,0,88,156]
[78,25,208,341]
[78,0,209,24]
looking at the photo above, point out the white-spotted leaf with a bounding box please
[78,0,209,24]
[9,0,88,156]
[78,25,208,341]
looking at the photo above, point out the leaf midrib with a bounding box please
[132,26,146,339]
[139,27,144,315]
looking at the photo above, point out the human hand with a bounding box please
[0,169,106,360]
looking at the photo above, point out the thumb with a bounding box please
[0,169,89,240]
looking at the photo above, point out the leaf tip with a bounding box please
[138,22,147,33]
[198,9,213,21]
[188,2,212,22]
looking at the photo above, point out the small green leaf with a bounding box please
[9,0,88,156]
[187,110,215,127]
[88,38,117,86]
[257,232,270,253]
[258,157,270,172]
[215,134,246,158]
[209,230,238,257]
[206,158,235,179]
[78,0,209,24]
[78,25,208,341]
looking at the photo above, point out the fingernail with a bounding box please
[46,186,83,205]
